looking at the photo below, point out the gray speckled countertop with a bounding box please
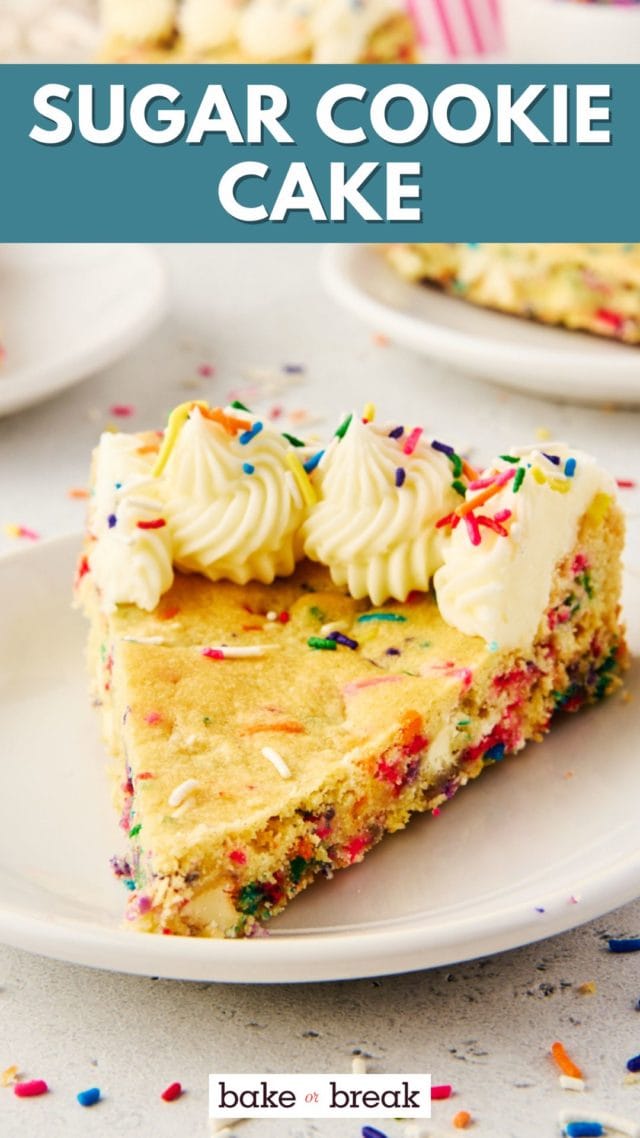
[1,245,639,1138]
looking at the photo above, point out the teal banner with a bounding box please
[0,64,636,240]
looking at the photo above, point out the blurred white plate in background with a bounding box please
[324,245,640,406]
[0,245,167,416]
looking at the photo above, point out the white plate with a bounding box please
[323,246,640,405]
[0,535,638,984]
[0,245,168,416]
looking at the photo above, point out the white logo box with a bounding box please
[209,1074,431,1119]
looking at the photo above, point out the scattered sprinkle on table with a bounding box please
[362,1127,388,1138]
[564,1125,603,1137]
[616,478,637,489]
[161,1081,183,1102]
[452,1109,472,1128]
[559,1110,640,1138]
[77,1087,101,1107]
[67,487,90,500]
[608,936,640,953]
[3,523,40,541]
[551,1041,584,1080]
[14,1080,49,1098]
[1,1065,19,1087]
[431,1084,453,1100]
[109,404,135,417]
[559,1076,585,1092]
[261,746,291,779]
[351,1055,368,1074]
[626,1052,640,1073]
[577,981,597,996]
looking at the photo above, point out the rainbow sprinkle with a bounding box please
[285,453,318,507]
[304,450,324,474]
[513,466,526,493]
[261,746,291,779]
[77,1087,101,1108]
[431,1084,453,1100]
[357,613,407,623]
[14,1080,48,1098]
[608,937,640,953]
[239,422,263,446]
[432,439,454,457]
[161,1082,183,1102]
[327,631,359,650]
[202,645,276,660]
[308,637,337,651]
[559,1111,640,1138]
[1,1065,19,1087]
[4,523,40,541]
[551,1042,584,1080]
[403,427,423,456]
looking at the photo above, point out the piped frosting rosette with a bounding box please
[161,404,310,585]
[434,444,615,650]
[302,414,460,605]
[89,431,174,613]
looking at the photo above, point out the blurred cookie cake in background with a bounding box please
[387,244,640,345]
[99,0,419,62]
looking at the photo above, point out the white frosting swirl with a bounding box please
[163,407,306,584]
[302,416,459,605]
[102,0,176,41]
[434,445,615,650]
[89,433,174,613]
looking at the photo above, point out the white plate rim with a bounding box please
[0,534,639,985]
[322,245,640,403]
[0,245,169,417]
